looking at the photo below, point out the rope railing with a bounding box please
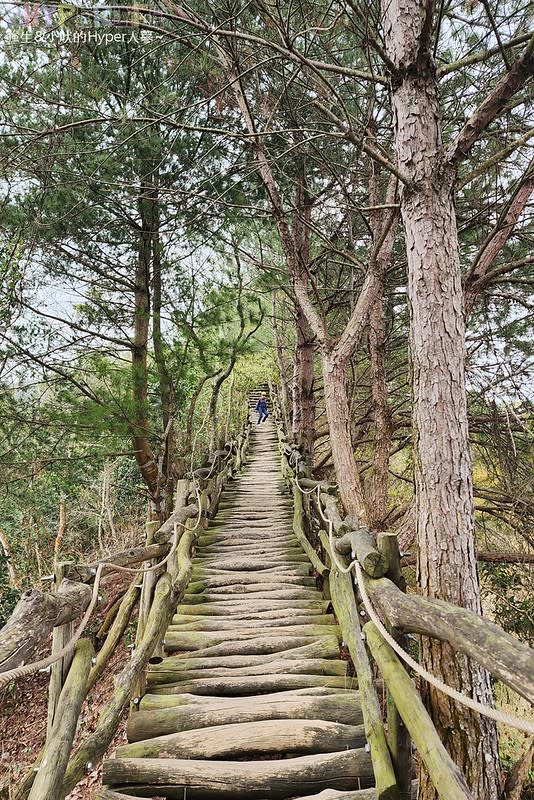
[270,388,534,735]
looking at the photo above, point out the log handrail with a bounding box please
[268,384,534,799]
[1,414,252,800]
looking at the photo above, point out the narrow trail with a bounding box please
[100,420,374,800]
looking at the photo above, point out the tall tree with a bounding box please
[381,2,533,796]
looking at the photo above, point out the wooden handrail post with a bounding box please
[320,532,400,800]
[365,621,474,800]
[29,638,94,800]
[47,561,75,734]
[132,519,161,706]
[377,533,412,799]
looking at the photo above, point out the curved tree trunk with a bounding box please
[322,353,368,522]
[381,2,500,797]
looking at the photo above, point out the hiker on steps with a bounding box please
[256,392,269,424]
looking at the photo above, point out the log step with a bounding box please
[149,673,357,696]
[117,719,366,759]
[102,421,374,799]
[103,749,374,799]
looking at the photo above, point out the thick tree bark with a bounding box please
[271,291,293,434]
[381,2,501,797]
[152,200,177,517]
[132,181,162,515]
[322,353,368,521]
[293,306,315,460]
[368,290,391,529]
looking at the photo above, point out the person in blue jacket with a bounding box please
[256,392,269,423]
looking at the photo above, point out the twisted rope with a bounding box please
[300,471,534,735]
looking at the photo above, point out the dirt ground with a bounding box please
[0,575,133,800]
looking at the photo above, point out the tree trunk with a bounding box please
[271,291,292,434]
[368,277,391,530]
[322,352,367,522]
[381,2,500,797]
[152,194,176,518]
[293,306,315,461]
[132,180,163,516]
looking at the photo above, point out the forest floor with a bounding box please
[0,572,133,800]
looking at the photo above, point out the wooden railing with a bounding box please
[269,385,534,800]
[0,416,251,800]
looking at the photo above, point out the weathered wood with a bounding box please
[66,542,170,582]
[193,555,311,570]
[133,522,160,703]
[103,750,374,798]
[335,530,388,579]
[147,657,347,685]
[296,791,377,800]
[320,492,349,535]
[294,786,417,800]
[186,586,319,600]
[375,534,412,797]
[139,685,361,708]
[153,503,199,543]
[164,625,341,653]
[321,532,400,800]
[97,791,141,800]
[58,567,189,798]
[28,638,94,800]
[185,588,319,601]
[0,579,93,672]
[376,533,405,590]
[298,478,338,494]
[47,563,75,733]
[149,672,356,695]
[147,640,342,672]
[168,614,336,630]
[365,622,473,800]
[163,633,335,658]
[292,482,330,576]
[186,574,315,592]
[193,563,311,576]
[176,598,328,614]
[130,691,363,738]
[366,576,534,704]
[88,578,140,693]
[117,719,366,759]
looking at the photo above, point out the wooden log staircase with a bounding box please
[99,420,376,800]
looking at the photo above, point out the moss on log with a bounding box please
[321,533,399,800]
[291,482,330,576]
[0,579,92,672]
[87,578,140,693]
[167,614,336,630]
[103,750,374,799]
[117,719,366,759]
[129,691,363,738]
[149,671,357,695]
[28,638,94,800]
[366,576,534,704]
[146,657,347,686]
[297,792,377,800]
[163,625,341,653]
[335,530,388,579]
[364,622,473,800]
